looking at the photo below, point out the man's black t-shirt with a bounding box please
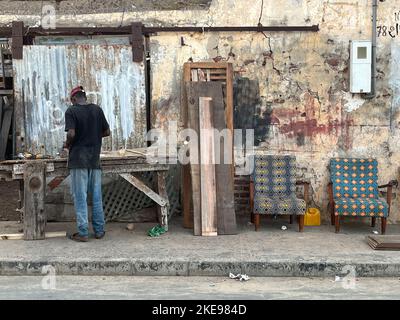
[64,103,110,169]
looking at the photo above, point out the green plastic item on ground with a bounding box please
[147,225,167,237]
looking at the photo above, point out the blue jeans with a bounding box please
[70,169,105,237]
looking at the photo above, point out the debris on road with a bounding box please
[229,273,250,282]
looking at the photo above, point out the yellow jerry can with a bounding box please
[304,208,321,226]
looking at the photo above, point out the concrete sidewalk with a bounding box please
[0,217,400,277]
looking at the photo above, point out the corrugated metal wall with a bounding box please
[13,44,147,156]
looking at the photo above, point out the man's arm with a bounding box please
[99,107,110,138]
[64,108,76,149]
[65,129,76,149]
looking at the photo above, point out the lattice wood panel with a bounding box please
[102,166,181,222]
[102,172,154,222]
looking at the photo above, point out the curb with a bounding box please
[1,259,400,277]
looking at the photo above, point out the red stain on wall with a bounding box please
[279,118,353,139]
[273,92,354,150]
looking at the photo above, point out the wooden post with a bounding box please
[199,97,217,236]
[11,21,24,60]
[157,171,169,231]
[23,161,46,240]
[131,22,144,63]
[18,179,24,223]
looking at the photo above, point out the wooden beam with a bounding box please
[209,83,236,235]
[131,22,144,63]
[11,21,24,60]
[182,64,193,229]
[199,97,218,237]
[186,83,202,236]
[0,231,66,240]
[23,161,46,240]
[119,173,167,207]
[47,176,66,191]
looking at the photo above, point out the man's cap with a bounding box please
[70,86,84,98]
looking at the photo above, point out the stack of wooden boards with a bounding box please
[182,62,237,236]
[0,96,13,161]
[367,235,400,250]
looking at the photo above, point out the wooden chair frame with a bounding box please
[328,180,398,235]
[250,179,309,232]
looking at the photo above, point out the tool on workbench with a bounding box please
[16,152,52,160]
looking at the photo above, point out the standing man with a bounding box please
[64,86,110,242]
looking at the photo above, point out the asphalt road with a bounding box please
[0,276,400,300]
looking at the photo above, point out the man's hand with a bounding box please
[102,128,111,138]
[63,141,70,150]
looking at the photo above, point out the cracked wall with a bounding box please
[147,0,400,223]
[2,0,400,223]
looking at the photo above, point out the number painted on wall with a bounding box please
[377,11,400,38]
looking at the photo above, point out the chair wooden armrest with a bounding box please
[378,180,398,214]
[296,180,310,204]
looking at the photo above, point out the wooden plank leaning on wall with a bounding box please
[199,97,218,236]
[184,80,236,236]
[182,62,234,234]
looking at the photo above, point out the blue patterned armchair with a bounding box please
[328,158,397,234]
[249,155,309,232]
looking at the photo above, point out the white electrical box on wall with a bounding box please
[350,40,372,93]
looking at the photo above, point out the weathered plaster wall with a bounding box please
[147,0,400,223]
[2,0,400,223]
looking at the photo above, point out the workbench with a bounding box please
[0,150,174,240]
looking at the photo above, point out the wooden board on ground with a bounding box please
[0,231,66,240]
[367,235,400,250]
[186,82,236,235]
[199,97,217,236]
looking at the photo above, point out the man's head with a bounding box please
[70,86,87,105]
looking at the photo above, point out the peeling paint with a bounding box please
[342,92,366,113]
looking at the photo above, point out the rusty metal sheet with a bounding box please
[13,44,147,156]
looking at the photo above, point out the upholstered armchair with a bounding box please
[327,158,397,234]
[249,155,309,232]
